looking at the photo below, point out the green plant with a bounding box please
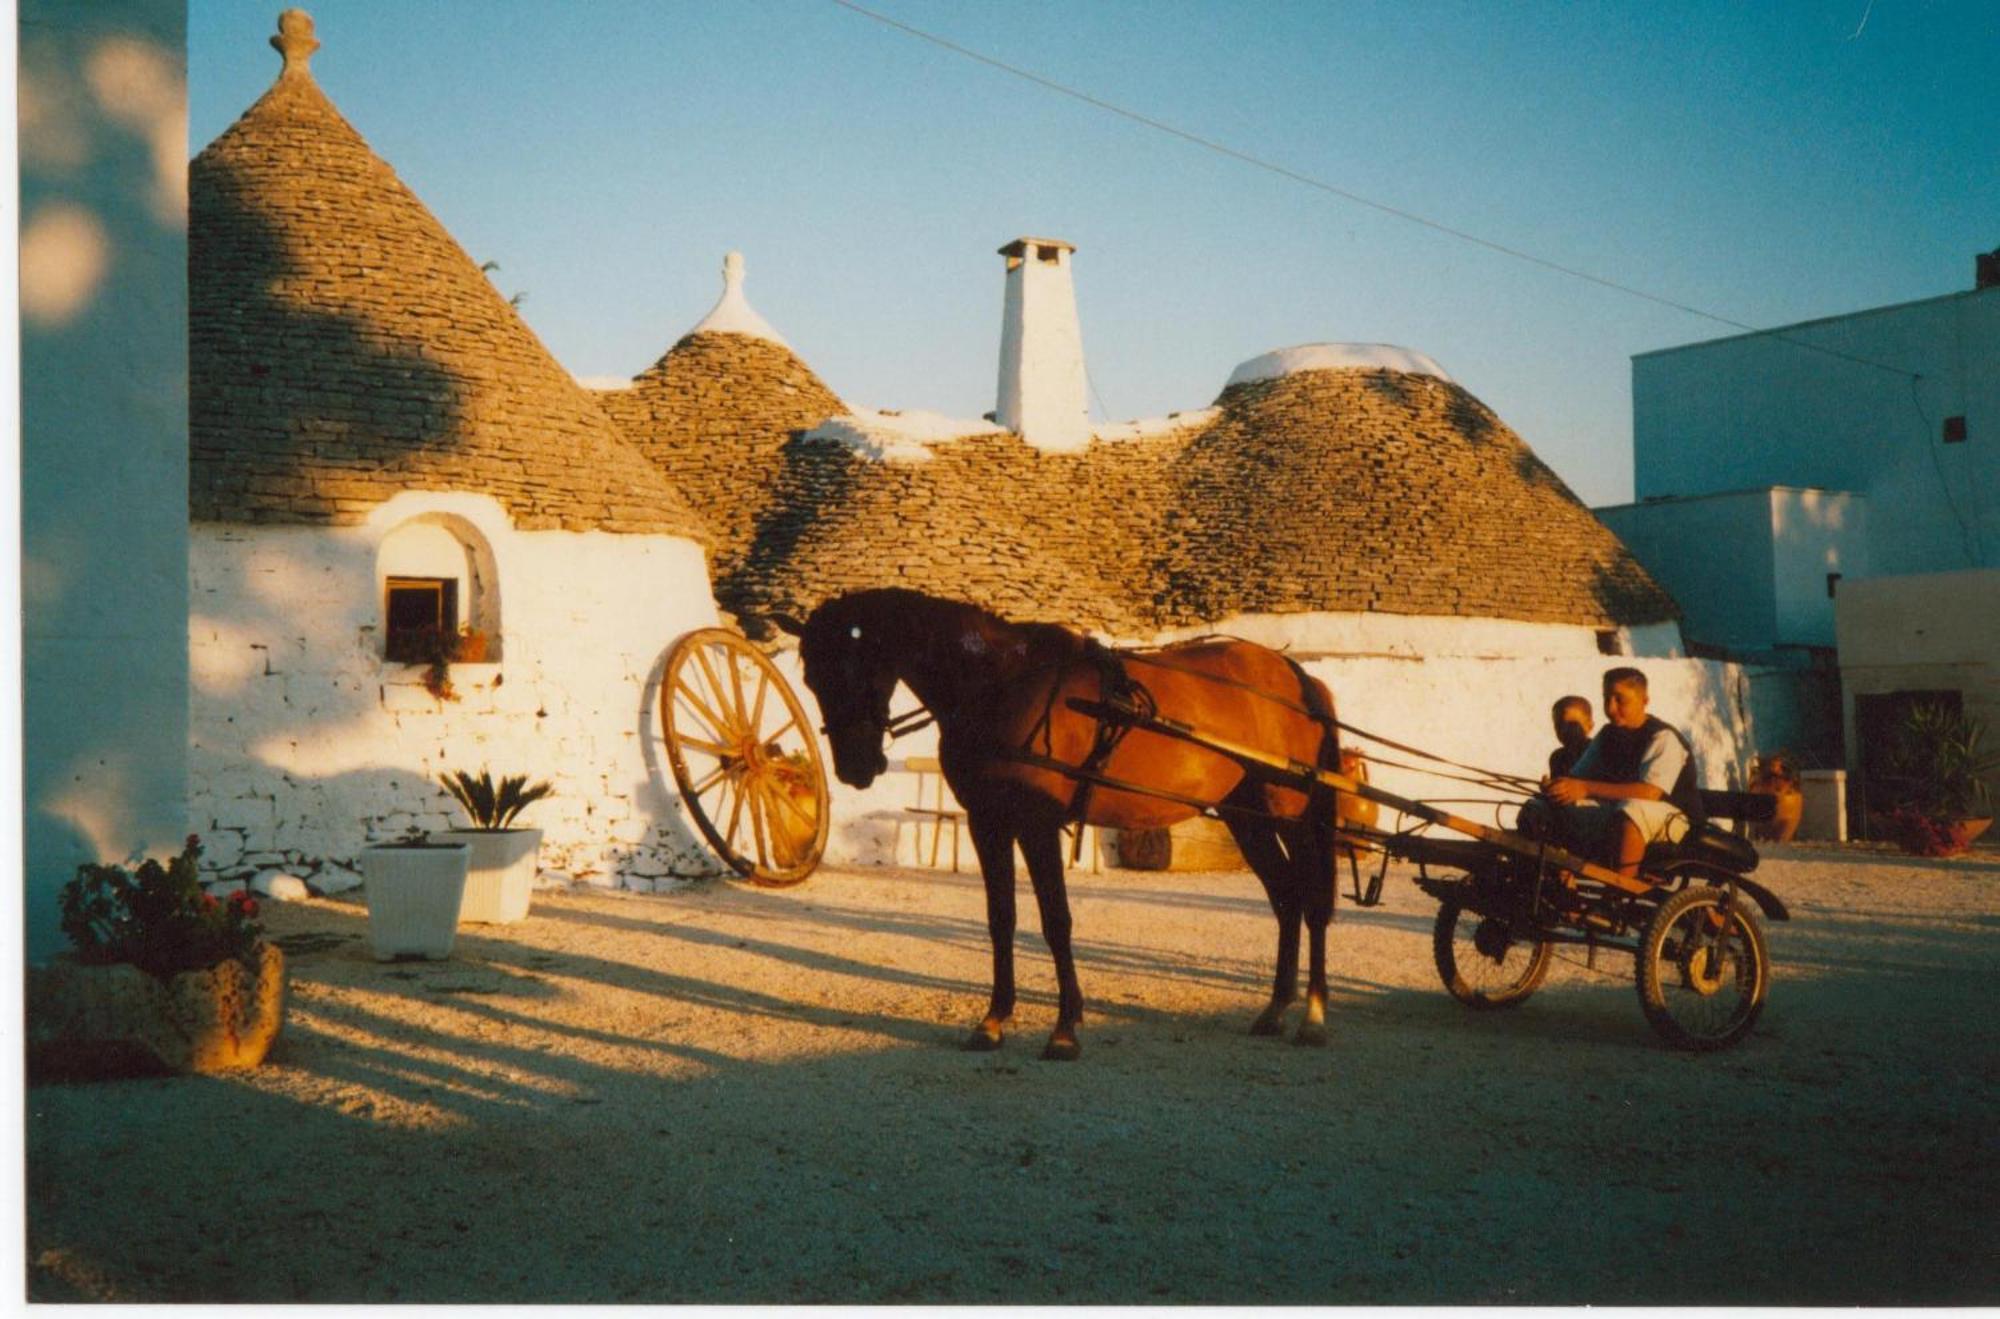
[1880,702,1998,822]
[440,770,554,830]
[57,836,262,979]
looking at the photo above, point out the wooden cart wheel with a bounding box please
[661,628,829,886]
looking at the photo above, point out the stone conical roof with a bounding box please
[1158,364,1678,627]
[594,253,845,580]
[189,10,705,539]
[707,360,1675,635]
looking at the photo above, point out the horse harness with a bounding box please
[859,635,1344,834]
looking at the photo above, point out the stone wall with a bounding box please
[188,494,723,889]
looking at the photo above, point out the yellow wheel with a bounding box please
[661,628,828,885]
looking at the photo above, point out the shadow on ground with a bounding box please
[26,855,1999,1304]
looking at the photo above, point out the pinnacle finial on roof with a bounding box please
[272,9,319,78]
[686,249,791,348]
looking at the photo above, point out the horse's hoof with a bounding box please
[1292,1020,1330,1048]
[1249,1008,1288,1037]
[1041,1037,1082,1062]
[963,1026,1004,1052]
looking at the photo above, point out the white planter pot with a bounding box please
[430,828,542,924]
[360,844,471,960]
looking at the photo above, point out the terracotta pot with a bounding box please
[1877,813,1994,858]
[361,843,471,959]
[1750,787,1803,843]
[27,942,287,1079]
[431,828,541,924]
[1951,817,1993,852]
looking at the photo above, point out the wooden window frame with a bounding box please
[384,576,458,663]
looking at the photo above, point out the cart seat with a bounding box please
[1645,824,1758,875]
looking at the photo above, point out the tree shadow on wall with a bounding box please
[189,152,471,520]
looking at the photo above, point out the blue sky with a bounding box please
[188,0,1998,506]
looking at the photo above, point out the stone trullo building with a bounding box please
[593,241,1753,864]
[190,10,1774,886]
[188,12,721,889]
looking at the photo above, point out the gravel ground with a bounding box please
[25,843,2000,1304]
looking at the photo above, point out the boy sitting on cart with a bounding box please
[1535,667,1704,882]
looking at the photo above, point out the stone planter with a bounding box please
[361,843,471,959]
[27,942,287,1079]
[430,828,542,924]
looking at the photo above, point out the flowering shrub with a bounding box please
[1884,806,1981,858]
[58,836,263,979]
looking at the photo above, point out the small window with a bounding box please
[385,576,457,662]
[1942,415,1968,444]
[1595,629,1621,656]
[1826,572,1842,598]
[1036,244,1062,264]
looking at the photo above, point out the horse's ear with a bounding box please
[768,612,805,637]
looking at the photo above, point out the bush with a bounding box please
[1880,703,1996,822]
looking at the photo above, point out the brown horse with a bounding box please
[776,588,1342,1060]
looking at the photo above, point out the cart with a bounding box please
[659,627,829,885]
[1066,697,1789,1051]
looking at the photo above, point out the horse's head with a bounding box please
[779,596,901,789]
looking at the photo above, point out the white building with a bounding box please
[1600,257,1998,655]
[20,0,191,959]
[184,12,724,889]
[1599,256,1998,827]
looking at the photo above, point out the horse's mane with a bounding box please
[830,588,1093,658]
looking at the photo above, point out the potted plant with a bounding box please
[1876,703,1998,857]
[360,833,473,959]
[29,835,286,1077]
[430,770,554,924]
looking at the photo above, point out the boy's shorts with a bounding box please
[1555,799,1690,855]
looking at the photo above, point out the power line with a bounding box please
[829,0,1923,382]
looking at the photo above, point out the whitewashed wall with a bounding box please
[189,493,723,890]
[21,0,189,961]
[1632,285,1997,576]
[788,609,1786,867]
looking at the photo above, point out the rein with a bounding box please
[826,611,1535,801]
[1117,647,1530,789]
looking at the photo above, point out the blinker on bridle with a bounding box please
[818,705,935,741]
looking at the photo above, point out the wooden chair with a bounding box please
[902,756,962,871]
[900,757,1103,875]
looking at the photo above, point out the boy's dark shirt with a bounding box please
[1548,743,1585,779]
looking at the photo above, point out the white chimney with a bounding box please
[995,237,1090,451]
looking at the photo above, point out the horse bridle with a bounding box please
[818,704,935,742]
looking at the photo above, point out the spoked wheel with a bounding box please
[660,628,828,886]
[1433,898,1553,1009]
[1635,885,1768,1050]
